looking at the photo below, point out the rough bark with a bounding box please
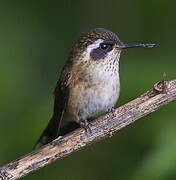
[0,78,176,180]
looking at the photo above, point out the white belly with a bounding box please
[82,73,120,120]
[67,68,120,123]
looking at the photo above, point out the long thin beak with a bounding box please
[119,43,156,49]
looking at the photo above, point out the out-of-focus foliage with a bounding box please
[0,1,175,180]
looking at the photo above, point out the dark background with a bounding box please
[0,1,176,180]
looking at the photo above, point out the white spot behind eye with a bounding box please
[84,39,104,60]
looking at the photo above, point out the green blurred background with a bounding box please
[0,0,176,179]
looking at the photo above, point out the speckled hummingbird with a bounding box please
[35,28,156,149]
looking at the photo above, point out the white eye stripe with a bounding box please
[84,39,104,60]
[87,39,104,50]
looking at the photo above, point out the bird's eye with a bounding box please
[90,41,114,60]
[100,43,108,50]
[100,42,113,51]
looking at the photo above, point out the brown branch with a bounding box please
[0,78,176,180]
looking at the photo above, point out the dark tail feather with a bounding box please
[34,116,60,149]
[34,117,79,150]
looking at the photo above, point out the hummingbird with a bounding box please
[35,28,156,149]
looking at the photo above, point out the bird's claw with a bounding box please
[80,119,92,133]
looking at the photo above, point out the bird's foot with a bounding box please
[107,107,116,117]
[80,119,92,133]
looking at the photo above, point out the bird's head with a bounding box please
[69,28,156,64]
